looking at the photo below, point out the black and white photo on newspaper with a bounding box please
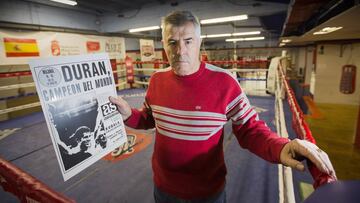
[29,53,127,181]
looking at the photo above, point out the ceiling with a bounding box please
[7,0,360,46]
[280,0,360,46]
[17,0,289,42]
[22,0,290,15]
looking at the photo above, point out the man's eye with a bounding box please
[185,40,192,44]
[168,41,176,45]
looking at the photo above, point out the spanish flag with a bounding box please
[3,37,40,57]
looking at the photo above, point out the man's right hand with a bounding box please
[109,96,132,121]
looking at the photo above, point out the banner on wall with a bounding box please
[140,39,155,61]
[0,29,126,65]
[4,37,40,57]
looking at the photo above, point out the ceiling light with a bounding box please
[232,31,261,36]
[49,0,77,6]
[281,39,291,43]
[129,26,160,33]
[225,36,265,42]
[313,27,342,35]
[279,43,286,47]
[200,15,248,24]
[201,31,260,39]
[202,33,232,38]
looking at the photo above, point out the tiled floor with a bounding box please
[305,103,360,180]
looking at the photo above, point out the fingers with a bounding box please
[297,140,330,174]
[109,96,132,120]
[109,96,125,106]
[280,142,305,171]
[292,140,327,173]
[285,157,305,171]
[290,139,336,177]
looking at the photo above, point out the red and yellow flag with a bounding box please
[3,37,40,57]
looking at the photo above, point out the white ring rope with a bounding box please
[0,69,268,114]
[275,63,296,203]
[0,102,41,115]
[0,82,35,91]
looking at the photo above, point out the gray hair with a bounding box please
[161,10,201,39]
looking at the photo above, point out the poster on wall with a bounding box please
[105,37,126,60]
[29,53,127,181]
[86,41,101,53]
[140,39,155,61]
[0,29,126,65]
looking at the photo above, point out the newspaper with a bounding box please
[29,53,127,181]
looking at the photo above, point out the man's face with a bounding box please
[82,132,92,148]
[163,22,201,76]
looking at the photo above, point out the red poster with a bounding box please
[86,41,100,52]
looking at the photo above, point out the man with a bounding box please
[110,11,336,202]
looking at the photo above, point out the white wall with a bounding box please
[125,38,163,51]
[297,47,306,79]
[314,43,360,105]
[304,46,315,85]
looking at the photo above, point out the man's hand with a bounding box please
[109,96,132,121]
[280,139,337,179]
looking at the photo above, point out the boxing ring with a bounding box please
[0,59,334,203]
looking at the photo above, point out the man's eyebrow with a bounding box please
[184,37,193,40]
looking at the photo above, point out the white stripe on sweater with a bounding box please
[151,105,226,120]
[156,120,219,133]
[157,125,223,141]
[153,112,227,126]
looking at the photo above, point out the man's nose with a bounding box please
[176,42,186,55]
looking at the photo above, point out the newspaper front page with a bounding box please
[29,53,127,181]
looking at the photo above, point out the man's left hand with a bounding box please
[280,139,337,180]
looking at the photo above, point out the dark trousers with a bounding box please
[154,186,226,203]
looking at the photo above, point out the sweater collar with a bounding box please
[172,62,205,81]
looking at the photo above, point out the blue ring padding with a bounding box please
[134,75,151,78]
[237,78,267,81]
[0,92,38,101]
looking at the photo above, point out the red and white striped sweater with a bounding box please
[125,62,289,199]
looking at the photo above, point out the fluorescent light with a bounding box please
[232,31,261,36]
[202,33,232,38]
[225,36,265,42]
[201,31,260,39]
[281,39,292,43]
[200,15,248,24]
[129,26,160,33]
[244,37,265,41]
[313,27,342,35]
[279,43,286,47]
[49,0,77,6]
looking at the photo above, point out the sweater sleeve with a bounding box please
[227,87,289,163]
[124,106,155,129]
[125,71,157,130]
